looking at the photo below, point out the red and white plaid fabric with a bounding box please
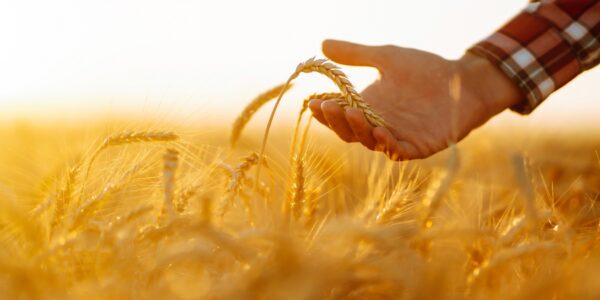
[469,0,600,114]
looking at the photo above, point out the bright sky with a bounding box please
[1,0,599,126]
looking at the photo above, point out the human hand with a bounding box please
[309,39,522,160]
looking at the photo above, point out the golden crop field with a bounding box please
[2,58,600,299]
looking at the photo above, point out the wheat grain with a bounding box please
[230,83,292,148]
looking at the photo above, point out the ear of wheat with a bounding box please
[86,131,179,180]
[50,165,80,235]
[255,57,387,184]
[287,117,313,220]
[288,153,305,219]
[219,153,260,224]
[176,183,202,213]
[230,83,292,148]
[287,58,385,127]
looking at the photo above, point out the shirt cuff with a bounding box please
[468,1,600,114]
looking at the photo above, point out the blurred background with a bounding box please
[1,0,599,129]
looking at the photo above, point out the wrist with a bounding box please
[457,52,522,117]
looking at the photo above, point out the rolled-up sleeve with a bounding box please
[469,0,600,114]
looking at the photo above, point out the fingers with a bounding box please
[309,99,356,143]
[322,39,382,68]
[309,98,423,162]
[372,127,422,161]
[321,100,356,143]
[308,99,328,126]
[345,107,376,150]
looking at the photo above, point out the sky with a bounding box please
[1,0,599,126]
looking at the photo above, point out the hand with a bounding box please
[309,39,522,160]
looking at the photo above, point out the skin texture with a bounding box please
[309,39,523,161]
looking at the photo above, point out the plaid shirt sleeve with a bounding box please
[468,0,600,114]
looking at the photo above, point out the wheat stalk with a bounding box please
[230,83,292,148]
[511,154,539,224]
[256,57,387,184]
[161,148,179,222]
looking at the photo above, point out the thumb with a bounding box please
[322,39,382,67]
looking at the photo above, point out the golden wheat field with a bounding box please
[2,97,600,300]
[0,54,599,300]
